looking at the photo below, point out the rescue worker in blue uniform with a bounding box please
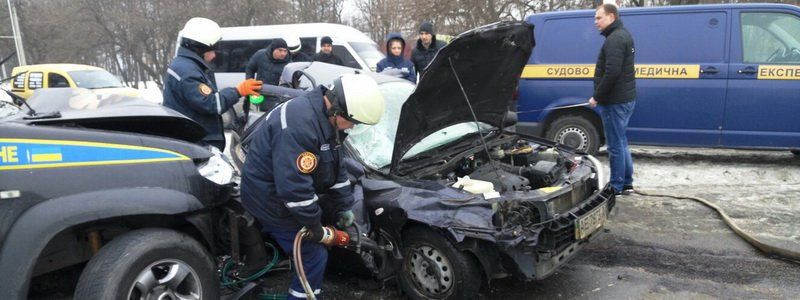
[241,74,385,299]
[163,17,262,150]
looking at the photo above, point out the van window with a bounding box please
[349,42,384,70]
[68,70,124,89]
[741,13,800,64]
[12,74,25,90]
[333,45,360,69]
[28,72,43,89]
[212,39,272,73]
[48,73,70,87]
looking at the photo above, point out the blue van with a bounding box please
[518,4,800,155]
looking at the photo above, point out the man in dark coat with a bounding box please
[411,21,446,77]
[246,38,291,110]
[246,38,291,85]
[312,36,344,66]
[588,3,636,195]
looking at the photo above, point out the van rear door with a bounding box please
[724,8,800,148]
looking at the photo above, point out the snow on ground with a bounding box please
[132,81,162,104]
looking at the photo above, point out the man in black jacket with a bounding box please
[588,3,636,195]
[246,38,291,111]
[411,21,446,78]
[312,36,344,66]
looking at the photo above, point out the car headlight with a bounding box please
[197,146,235,185]
[585,155,607,189]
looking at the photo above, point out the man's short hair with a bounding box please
[598,3,619,20]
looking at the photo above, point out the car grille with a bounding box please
[549,181,593,215]
[541,187,615,252]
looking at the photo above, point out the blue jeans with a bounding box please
[599,101,635,192]
[267,229,327,300]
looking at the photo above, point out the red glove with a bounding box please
[236,79,263,96]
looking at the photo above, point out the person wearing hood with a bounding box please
[376,33,416,83]
[411,21,446,77]
[246,38,291,110]
[312,36,344,66]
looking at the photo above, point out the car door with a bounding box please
[622,10,729,147]
[723,9,800,148]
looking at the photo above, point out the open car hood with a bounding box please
[8,88,205,143]
[390,21,534,171]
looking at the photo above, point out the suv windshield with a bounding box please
[349,42,384,71]
[67,70,124,89]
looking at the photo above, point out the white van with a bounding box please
[208,23,384,89]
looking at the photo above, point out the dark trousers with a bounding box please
[267,229,327,299]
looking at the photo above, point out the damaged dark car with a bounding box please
[233,21,616,299]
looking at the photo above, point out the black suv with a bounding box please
[0,87,247,299]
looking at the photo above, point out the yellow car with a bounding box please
[10,64,139,99]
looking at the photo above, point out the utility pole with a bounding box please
[6,0,26,66]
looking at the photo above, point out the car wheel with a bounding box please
[792,150,800,157]
[546,114,600,154]
[398,227,482,300]
[74,228,218,300]
[231,131,246,170]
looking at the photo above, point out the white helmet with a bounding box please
[330,74,385,125]
[284,33,302,53]
[180,17,222,49]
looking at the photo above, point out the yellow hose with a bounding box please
[633,190,800,262]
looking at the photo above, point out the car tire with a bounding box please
[546,114,601,154]
[231,131,246,170]
[398,227,482,300]
[74,228,218,300]
[792,150,800,157]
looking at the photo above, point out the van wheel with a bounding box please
[546,114,600,154]
[398,227,482,300]
[74,228,218,300]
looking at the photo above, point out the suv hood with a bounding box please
[390,21,534,170]
[5,88,205,143]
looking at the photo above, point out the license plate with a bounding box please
[575,203,607,240]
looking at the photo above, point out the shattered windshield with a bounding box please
[346,81,494,170]
[346,81,414,169]
[403,122,493,159]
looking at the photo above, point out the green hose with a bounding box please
[221,242,288,299]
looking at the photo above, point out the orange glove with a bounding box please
[236,79,263,97]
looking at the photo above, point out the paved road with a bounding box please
[304,147,800,299]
